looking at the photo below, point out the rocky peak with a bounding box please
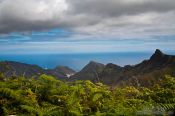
[82,61,105,72]
[155,49,164,55]
[150,49,164,61]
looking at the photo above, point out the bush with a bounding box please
[0,74,174,115]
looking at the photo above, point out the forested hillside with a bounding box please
[0,74,175,115]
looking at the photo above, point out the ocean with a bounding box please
[0,51,174,71]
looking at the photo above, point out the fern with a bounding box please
[21,103,61,116]
[0,88,20,101]
[158,103,175,111]
[0,74,175,115]
[20,105,39,115]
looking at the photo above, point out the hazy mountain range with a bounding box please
[0,49,175,86]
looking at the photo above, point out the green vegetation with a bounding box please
[0,74,175,116]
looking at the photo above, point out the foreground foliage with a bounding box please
[0,74,175,116]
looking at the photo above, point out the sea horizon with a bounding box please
[1,50,175,71]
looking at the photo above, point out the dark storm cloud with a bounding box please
[0,19,59,33]
[67,0,175,17]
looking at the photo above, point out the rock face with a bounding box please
[71,49,175,87]
[0,61,76,79]
[70,61,105,82]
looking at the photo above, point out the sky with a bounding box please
[0,0,175,54]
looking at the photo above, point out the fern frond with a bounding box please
[0,88,20,101]
[159,103,175,111]
[20,105,40,115]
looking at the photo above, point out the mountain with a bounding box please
[0,61,45,78]
[0,61,76,79]
[121,49,175,86]
[47,66,76,79]
[98,63,124,85]
[71,49,175,86]
[70,61,105,82]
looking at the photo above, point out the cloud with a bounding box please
[0,0,175,39]
[67,0,175,17]
[0,0,68,33]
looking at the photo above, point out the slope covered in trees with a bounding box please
[0,74,175,115]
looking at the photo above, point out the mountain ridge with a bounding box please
[71,49,175,86]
